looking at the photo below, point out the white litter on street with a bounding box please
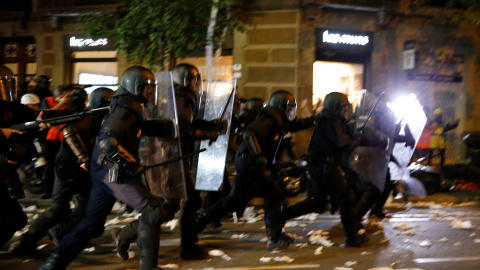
[273,256,294,262]
[104,217,119,226]
[160,263,179,269]
[84,246,95,252]
[344,261,357,266]
[308,230,334,247]
[209,250,225,256]
[450,219,473,230]
[164,219,178,230]
[418,240,432,247]
[392,223,418,230]
[314,246,323,255]
[231,233,249,239]
[259,256,294,263]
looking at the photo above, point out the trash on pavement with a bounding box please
[418,240,432,247]
[450,219,473,230]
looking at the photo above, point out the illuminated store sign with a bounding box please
[323,30,369,46]
[70,36,108,47]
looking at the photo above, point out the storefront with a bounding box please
[313,28,373,108]
[65,35,118,94]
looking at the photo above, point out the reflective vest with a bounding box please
[416,122,432,149]
[44,96,66,142]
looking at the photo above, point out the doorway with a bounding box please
[312,61,364,111]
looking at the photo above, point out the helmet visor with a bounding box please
[142,79,158,104]
[343,102,353,120]
[286,101,297,121]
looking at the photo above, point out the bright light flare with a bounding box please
[388,93,420,124]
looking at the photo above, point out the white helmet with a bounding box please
[20,93,41,105]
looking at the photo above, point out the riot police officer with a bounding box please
[284,92,364,247]
[112,64,222,260]
[0,66,38,249]
[234,97,265,147]
[39,66,178,270]
[32,75,53,102]
[11,87,114,256]
[198,90,318,250]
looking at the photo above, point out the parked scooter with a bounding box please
[407,132,480,195]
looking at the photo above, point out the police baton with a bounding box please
[144,148,207,170]
[217,87,236,130]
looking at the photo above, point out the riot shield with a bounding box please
[402,170,427,198]
[139,72,186,200]
[388,94,427,181]
[349,90,397,192]
[0,66,17,101]
[193,79,236,191]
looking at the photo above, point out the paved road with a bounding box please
[1,196,480,270]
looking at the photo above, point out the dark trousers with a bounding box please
[306,165,357,238]
[0,175,27,248]
[207,155,286,241]
[19,162,92,248]
[52,164,153,268]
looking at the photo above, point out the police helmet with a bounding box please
[20,93,41,105]
[174,84,197,108]
[119,66,156,102]
[172,63,201,92]
[323,92,350,119]
[267,90,297,121]
[245,97,265,115]
[0,65,17,101]
[36,75,51,88]
[69,88,88,111]
[89,87,114,109]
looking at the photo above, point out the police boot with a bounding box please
[369,208,387,219]
[138,224,162,270]
[181,212,208,260]
[38,250,68,270]
[342,233,364,248]
[111,219,139,260]
[196,211,212,233]
[341,223,365,248]
[10,236,43,258]
[266,228,294,251]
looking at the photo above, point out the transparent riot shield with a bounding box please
[139,72,186,200]
[193,79,236,191]
[388,93,427,181]
[349,90,397,192]
[0,66,17,101]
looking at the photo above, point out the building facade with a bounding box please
[1,0,479,163]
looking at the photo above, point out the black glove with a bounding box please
[127,163,145,176]
[254,155,267,168]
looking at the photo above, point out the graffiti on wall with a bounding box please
[404,41,464,83]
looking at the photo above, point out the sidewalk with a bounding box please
[249,190,480,208]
